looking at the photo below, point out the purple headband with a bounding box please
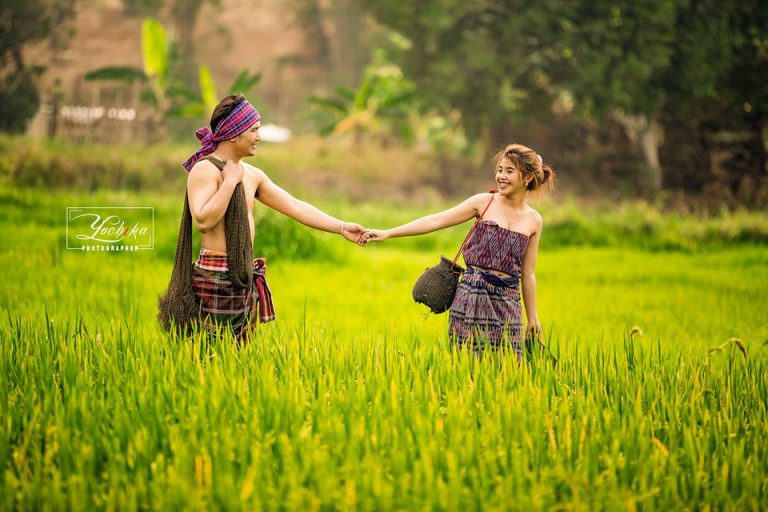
[182,100,261,171]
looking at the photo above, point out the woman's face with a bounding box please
[495,157,526,195]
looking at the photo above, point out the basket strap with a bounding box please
[451,190,495,267]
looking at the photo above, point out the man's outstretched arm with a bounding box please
[251,166,365,242]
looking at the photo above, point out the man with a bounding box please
[158,94,366,339]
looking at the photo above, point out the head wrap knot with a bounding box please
[194,126,215,151]
[182,100,261,171]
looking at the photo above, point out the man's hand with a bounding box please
[341,222,366,244]
[222,159,244,186]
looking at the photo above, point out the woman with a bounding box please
[362,143,555,359]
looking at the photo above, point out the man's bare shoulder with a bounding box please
[242,161,268,178]
[188,159,221,182]
[242,161,270,188]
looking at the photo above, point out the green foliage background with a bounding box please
[1,135,767,508]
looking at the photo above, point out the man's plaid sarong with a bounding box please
[192,248,275,339]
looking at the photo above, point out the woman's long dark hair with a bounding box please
[158,95,253,333]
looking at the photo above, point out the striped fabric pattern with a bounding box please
[182,100,261,171]
[462,220,529,277]
[449,222,529,358]
[192,248,275,340]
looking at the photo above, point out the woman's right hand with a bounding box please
[360,229,389,245]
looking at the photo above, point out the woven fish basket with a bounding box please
[412,256,465,314]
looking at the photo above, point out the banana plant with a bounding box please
[85,17,261,134]
[85,18,176,137]
[309,50,415,145]
[177,67,262,118]
[140,17,171,118]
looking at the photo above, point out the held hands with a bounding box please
[339,223,391,246]
[340,222,367,244]
[359,229,389,245]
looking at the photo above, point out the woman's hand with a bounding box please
[525,318,556,363]
[525,318,542,343]
[360,229,389,245]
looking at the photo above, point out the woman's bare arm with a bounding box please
[521,212,543,337]
[365,193,491,242]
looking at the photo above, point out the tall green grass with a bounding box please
[2,312,766,509]
[1,184,767,509]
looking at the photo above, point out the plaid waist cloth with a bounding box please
[192,248,276,338]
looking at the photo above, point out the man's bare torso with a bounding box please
[195,165,258,253]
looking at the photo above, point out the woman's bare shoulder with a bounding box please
[473,191,495,201]
[468,191,495,209]
[526,206,544,229]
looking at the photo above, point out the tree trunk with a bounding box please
[613,111,664,194]
[293,0,332,70]
[759,112,768,177]
[172,0,206,81]
[487,122,515,153]
[333,0,365,86]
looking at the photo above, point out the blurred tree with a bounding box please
[719,1,768,200]
[557,1,741,194]
[85,17,191,141]
[361,0,765,196]
[0,73,40,133]
[121,0,164,17]
[178,67,261,118]
[310,48,415,145]
[359,2,569,145]
[171,0,220,79]
[290,0,332,71]
[558,2,678,193]
[646,0,767,204]
[329,0,371,86]
[0,0,76,132]
[286,0,383,103]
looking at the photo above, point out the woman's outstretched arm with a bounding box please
[364,193,490,242]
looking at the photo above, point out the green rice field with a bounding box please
[1,185,767,510]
